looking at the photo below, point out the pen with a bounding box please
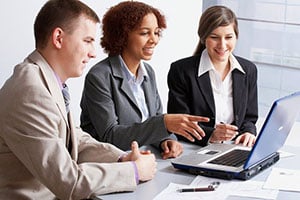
[177,186,215,193]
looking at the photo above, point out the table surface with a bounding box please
[97,142,300,200]
[98,120,300,200]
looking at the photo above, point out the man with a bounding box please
[0,0,156,199]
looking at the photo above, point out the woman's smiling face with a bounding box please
[205,23,237,65]
[122,13,162,63]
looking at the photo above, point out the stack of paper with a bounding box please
[263,167,300,192]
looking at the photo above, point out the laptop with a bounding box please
[171,91,300,180]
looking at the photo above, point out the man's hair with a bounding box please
[101,1,166,56]
[34,0,99,49]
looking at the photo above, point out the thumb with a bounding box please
[161,141,170,153]
[131,141,140,156]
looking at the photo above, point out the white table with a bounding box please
[98,121,300,200]
[97,144,300,200]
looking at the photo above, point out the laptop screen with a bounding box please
[244,92,300,168]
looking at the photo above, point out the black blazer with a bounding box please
[167,55,258,146]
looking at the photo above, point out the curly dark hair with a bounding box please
[101,1,167,56]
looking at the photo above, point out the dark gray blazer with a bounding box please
[167,55,258,146]
[80,56,173,151]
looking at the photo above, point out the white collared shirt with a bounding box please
[120,55,149,122]
[198,49,245,126]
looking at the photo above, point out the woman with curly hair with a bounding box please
[80,1,209,159]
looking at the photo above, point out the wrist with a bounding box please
[163,114,168,130]
[131,161,139,184]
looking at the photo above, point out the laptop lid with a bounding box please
[244,91,300,168]
[172,91,300,179]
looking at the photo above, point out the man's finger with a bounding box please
[131,141,140,156]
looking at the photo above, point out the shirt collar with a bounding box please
[229,53,245,74]
[198,49,245,77]
[53,70,64,90]
[119,55,148,82]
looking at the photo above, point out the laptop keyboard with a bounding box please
[208,149,250,167]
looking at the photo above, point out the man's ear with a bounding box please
[52,27,64,49]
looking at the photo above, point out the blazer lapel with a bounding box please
[28,51,69,125]
[232,70,246,124]
[28,51,74,159]
[68,112,78,160]
[142,76,155,116]
[109,56,141,112]
[197,72,215,115]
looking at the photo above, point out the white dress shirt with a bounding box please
[198,49,245,126]
[120,56,149,122]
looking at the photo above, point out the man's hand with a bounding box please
[121,141,152,162]
[121,141,157,182]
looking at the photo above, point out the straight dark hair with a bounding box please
[194,5,238,55]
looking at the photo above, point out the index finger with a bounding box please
[187,115,210,122]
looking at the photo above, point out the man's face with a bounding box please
[59,15,97,80]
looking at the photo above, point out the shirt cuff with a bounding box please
[131,161,139,184]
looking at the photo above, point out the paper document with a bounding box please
[191,176,278,200]
[153,182,226,200]
[153,176,278,200]
[278,150,295,158]
[264,167,300,192]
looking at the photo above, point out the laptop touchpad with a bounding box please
[197,149,219,155]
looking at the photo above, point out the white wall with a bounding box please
[0,0,202,125]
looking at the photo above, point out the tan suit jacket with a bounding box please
[0,50,136,200]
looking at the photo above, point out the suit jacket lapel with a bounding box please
[142,76,155,116]
[109,56,141,113]
[28,51,69,125]
[68,112,78,160]
[27,50,76,159]
[232,69,246,123]
[197,72,215,115]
